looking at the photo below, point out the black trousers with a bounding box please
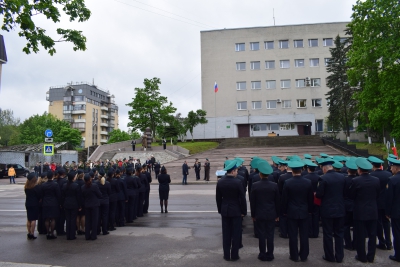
[321,217,345,262]
[195,170,200,180]
[392,218,400,260]
[98,203,109,234]
[109,201,117,228]
[137,192,144,217]
[344,211,354,248]
[132,145,135,151]
[354,219,377,262]
[126,195,136,222]
[65,208,78,240]
[287,218,309,261]
[377,209,392,247]
[221,216,242,260]
[116,200,125,226]
[255,219,275,259]
[155,171,159,179]
[308,205,320,238]
[143,189,150,213]
[279,214,288,238]
[85,207,99,240]
[37,206,46,234]
[57,207,66,235]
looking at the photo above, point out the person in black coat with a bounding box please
[96,173,111,235]
[193,159,201,181]
[137,166,148,217]
[124,167,139,223]
[25,173,41,240]
[368,156,393,250]
[158,166,171,213]
[154,162,161,179]
[303,161,320,238]
[62,172,82,240]
[107,170,119,231]
[204,159,210,181]
[74,170,85,235]
[55,168,67,236]
[316,159,346,263]
[343,161,358,251]
[281,161,313,262]
[131,139,136,151]
[250,161,279,261]
[81,174,102,240]
[277,161,291,239]
[41,171,61,239]
[36,172,48,235]
[349,158,380,263]
[143,165,152,214]
[182,161,189,185]
[386,158,400,262]
[115,170,128,227]
[216,161,247,261]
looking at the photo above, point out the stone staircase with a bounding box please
[217,135,324,149]
[99,151,117,161]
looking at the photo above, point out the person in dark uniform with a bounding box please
[368,156,392,250]
[271,158,286,184]
[125,167,140,222]
[41,171,61,239]
[97,172,111,235]
[350,158,380,263]
[56,169,67,236]
[343,160,358,251]
[278,160,291,239]
[162,137,167,150]
[137,166,148,217]
[36,172,47,235]
[386,157,400,262]
[107,170,119,231]
[154,161,161,179]
[143,165,152,214]
[281,161,313,262]
[303,160,320,238]
[248,158,261,200]
[316,159,346,263]
[204,159,210,181]
[131,139,136,151]
[193,159,201,181]
[116,169,128,227]
[158,166,171,213]
[250,161,279,261]
[216,161,247,261]
[340,157,349,174]
[25,173,40,240]
[74,170,85,235]
[81,174,102,240]
[182,161,189,185]
[332,161,344,173]
[61,172,82,240]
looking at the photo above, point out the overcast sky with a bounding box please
[0,0,357,131]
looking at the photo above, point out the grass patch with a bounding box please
[348,142,389,157]
[178,141,219,155]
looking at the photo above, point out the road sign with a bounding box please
[45,129,53,138]
[45,138,53,143]
[43,144,54,156]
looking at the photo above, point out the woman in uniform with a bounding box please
[97,171,111,235]
[36,172,48,235]
[41,171,61,239]
[25,173,40,240]
[116,169,128,227]
[62,172,81,240]
[75,170,85,235]
[81,174,102,240]
[107,170,119,231]
[137,166,147,217]
[158,166,171,213]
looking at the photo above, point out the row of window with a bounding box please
[237,78,321,90]
[63,105,86,111]
[237,99,323,110]
[235,38,346,51]
[90,90,106,100]
[251,123,296,131]
[236,58,330,70]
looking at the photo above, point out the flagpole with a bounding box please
[215,84,217,138]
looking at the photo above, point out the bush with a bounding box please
[172,138,178,145]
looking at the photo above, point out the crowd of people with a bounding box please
[24,156,172,241]
[216,153,400,263]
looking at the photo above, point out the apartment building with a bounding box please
[47,82,119,147]
[192,22,348,139]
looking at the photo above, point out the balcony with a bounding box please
[100,139,108,143]
[100,131,108,135]
[100,115,108,119]
[63,118,74,123]
[100,122,108,127]
[72,109,86,115]
[76,127,86,132]
[101,106,108,111]
[63,110,72,114]
[108,123,115,128]
[74,119,86,123]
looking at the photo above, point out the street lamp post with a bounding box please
[87,123,97,162]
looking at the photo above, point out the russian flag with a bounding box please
[214,81,218,93]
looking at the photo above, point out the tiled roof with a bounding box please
[0,142,68,152]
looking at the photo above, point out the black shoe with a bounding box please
[387,245,393,250]
[27,233,31,240]
[322,255,335,262]
[30,235,37,240]
[161,210,164,213]
[355,255,367,263]
[57,232,66,236]
[103,232,109,235]
[109,227,116,231]
[389,255,400,262]
[289,257,300,262]
[231,257,240,261]
[279,234,288,239]
[377,243,387,250]
[48,235,57,240]
[223,257,230,261]
[300,258,307,262]
[165,210,168,213]
[344,245,354,251]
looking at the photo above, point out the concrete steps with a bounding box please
[217,136,324,149]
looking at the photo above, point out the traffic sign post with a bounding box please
[45,138,53,143]
[43,144,54,156]
[45,129,53,138]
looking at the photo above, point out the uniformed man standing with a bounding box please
[193,159,201,181]
[204,159,210,181]
[216,161,247,261]
[316,159,346,263]
[303,160,320,238]
[343,160,358,251]
[131,139,136,151]
[278,160,291,239]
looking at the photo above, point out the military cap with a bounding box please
[368,156,384,164]
[304,159,317,167]
[278,160,288,166]
[304,154,312,159]
[355,157,373,170]
[388,157,400,166]
[288,160,304,169]
[333,156,344,162]
[257,161,273,175]
[77,169,83,174]
[320,153,329,158]
[320,158,335,166]
[389,154,398,159]
[223,160,237,172]
[345,160,358,170]
[250,158,261,169]
[332,161,343,169]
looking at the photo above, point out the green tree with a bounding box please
[326,35,357,142]
[0,109,20,146]
[126,78,177,138]
[18,112,82,146]
[1,0,91,55]
[184,109,207,141]
[347,0,400,139]
[127,128,141,140]
[108,129,132,144]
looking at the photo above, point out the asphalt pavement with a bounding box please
[0,179,396,267]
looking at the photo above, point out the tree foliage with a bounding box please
[0,0,91,55]
[185,109,207,141]
[107,129,140,144]
[347,0,400,138]
[0,109,20,146]
[126,78,177,138]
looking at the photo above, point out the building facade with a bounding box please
[195,22,348,139]
[47,82,119,147]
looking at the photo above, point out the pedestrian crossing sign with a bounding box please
[43,144,54,156]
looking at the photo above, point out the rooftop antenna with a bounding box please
[273,8,275,26]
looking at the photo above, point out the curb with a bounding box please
[169,181,217,185]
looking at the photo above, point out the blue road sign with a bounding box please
[45,129,53,138]
[43,144,54,156]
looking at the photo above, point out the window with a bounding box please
[280,60,290,68]
[316,120,323,132]
[294,39,303,48]
[340,38,347,43]
[250,61,260,70]
[236,62,246,70]
[312,98,322,107]
[266,100,277,109]
[63,96,71,101]
[235,43,245,51]
[279,40,289,49]
[252,124,267,131]
[250,42,259,50]
[324,58,331,66]
[270,123,279,130]
[74,96,85,101]
[252,101,262,109]
[280,79,291,88]
[78,115,82,119]
[311,78,321,87]
[266,80,276,89]
[296,79,305,88]
[310,58,319,67]
[282,100,292,108]
[237,101,247,110]
[323,38,333,46]
[308,39,318,47]
[280,123,295,130]
[251,81,261,90]
[265,41,274,49]
[236,82,246,90]
[297,99,307,108]
[265,60,275,69]
[49,101,53,106]
[295,59,304,67]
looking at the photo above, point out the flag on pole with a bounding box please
[214,82,218,93]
